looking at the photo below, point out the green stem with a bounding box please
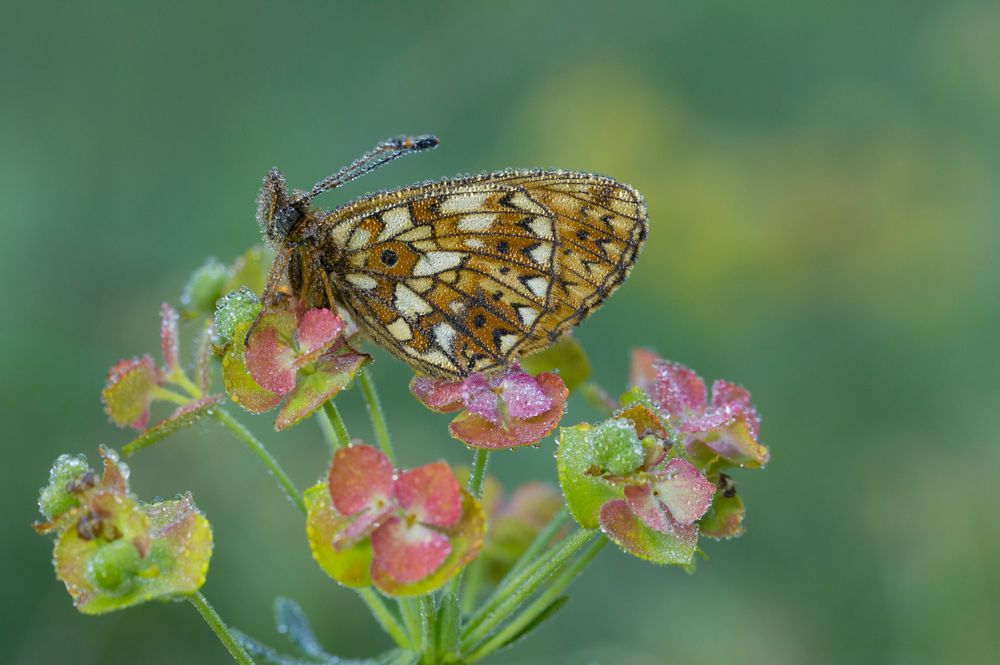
[152,386,193,406]
[445,449,491,599]
[188,592,256,665]
[321,401,351,449]
[460,529,596,651]
[358,367,395,463]
[464,535,608,662]
[501,508,569,584]
[211,409,305,516]
[315,407,339,454]
[357,588,410,649]
[467,449,490,498]
[420,595,436,664]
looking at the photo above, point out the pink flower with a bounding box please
[327,445,462,585]
[630,350,769,468]
[410,365,568,449]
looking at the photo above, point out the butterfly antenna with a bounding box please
[295,135,439,205]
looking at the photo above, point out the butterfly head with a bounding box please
[256,168,304,246]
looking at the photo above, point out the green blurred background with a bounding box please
[3,1,997,663]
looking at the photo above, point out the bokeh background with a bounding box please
[3,1,998,663]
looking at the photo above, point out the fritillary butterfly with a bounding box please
[255,136,647,378]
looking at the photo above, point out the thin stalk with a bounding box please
[321,401,351,448]
[445,449,491,599]
[358,588,410,649]
[358,367,395,463]
[464,535,608,662]
[188,592,256,665]
[501,508,569,583]
[460,559,486,615]
[466,449,490,498]
[151,386,193,406]
[211,409,305,516]
[420,595,436,664]
[315,408,339,455]
[460,529,596,650]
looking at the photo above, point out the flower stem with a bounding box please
[464,535,608,662]
[211,408,305,516]
[321,401,351,449]
[358,367,396,464]
[467,448,490,498]
[460,528,597,651]
[188,591,256,665]
[357,588,410,649]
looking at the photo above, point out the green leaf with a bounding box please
[498,595,569,649]
[274,597,327,659]
[214,288,262,347]
[699,492,746,539]
[588,418,644,475]
[122,395,222,457]
[221,321,283,414]
[520,337,591,391]
[435,592,460,658]
[274,351,368,431]
[556,424,623,529]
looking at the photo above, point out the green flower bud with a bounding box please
[39,454,93,521]
[87,539,143,596]
[181,257,228,315]
[214,287,261,346]
[589,418,644,475]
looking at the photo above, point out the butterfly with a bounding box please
[255,135,648,379]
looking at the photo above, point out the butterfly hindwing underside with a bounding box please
[296,170,647,378]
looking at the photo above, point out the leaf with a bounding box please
[598,499,697,566]
[521,336,591,391]
[304,483,374,588]
[555,424,622,529]
[274,351,368,430]
[102,355,160,429]
[435,592,460,658]
[498,595,570,650]
[122,395,221,457]
[274,597,328,659]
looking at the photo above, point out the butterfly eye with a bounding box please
[274,206,303,238]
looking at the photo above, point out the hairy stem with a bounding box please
[420,595,436,664]
[212,409,305,516]
[189,592,256,665]
[321,401,351,449]
[400,599,423,650]
[358,367,396,463]
[357,588,410,649]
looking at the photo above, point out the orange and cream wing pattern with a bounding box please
[320,170,647,378]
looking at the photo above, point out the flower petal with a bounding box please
[461,373,501,424]
[599,499,698,566]
[396,462,461,527]
[653,360,707,417]
[221,323,283,414]
[623,484,672,532]
[295,308,344,360]
[651,459,716,525]
[370,517,452,585]
[498,367,552,420]
[449,373,567,449]
[327,445,395,516]
[686,415,769,468]
[629,348,662,397]
[246,323,297,395]
[370,489,485,597]
[410,376,466,413]
[711,379,760,439]
[102,355,161,430]
[699,492,746,539]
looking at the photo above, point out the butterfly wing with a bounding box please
[317,170,647,378]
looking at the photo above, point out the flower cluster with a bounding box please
[34,447,213,613]
[306,445,485,596]
[557,350,767,565]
